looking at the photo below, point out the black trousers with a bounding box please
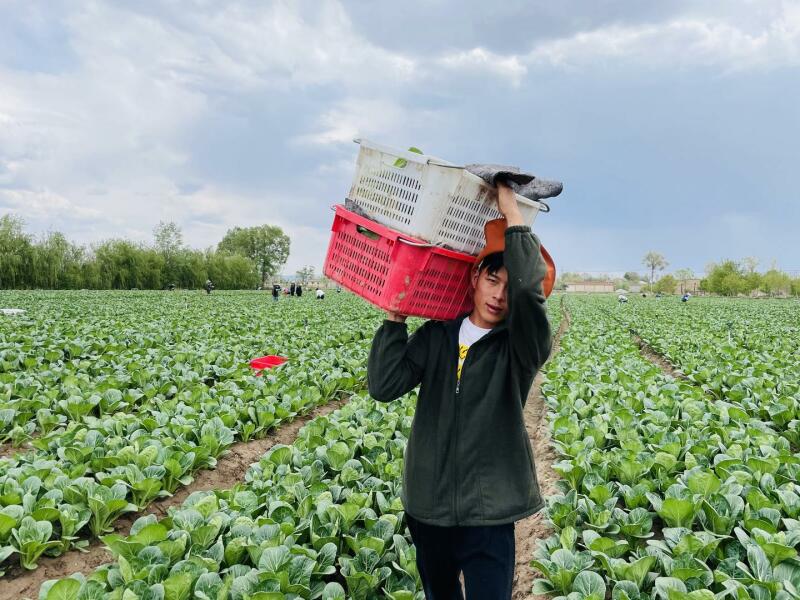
[406,513,515,600]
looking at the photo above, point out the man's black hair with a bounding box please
[476,251,504,276]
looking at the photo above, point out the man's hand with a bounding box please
[496,182,524,227]
[386,311,407,323]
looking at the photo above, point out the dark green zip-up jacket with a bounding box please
[367,225,552,526]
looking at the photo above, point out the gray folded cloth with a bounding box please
[344,197,371,219]
[465,164,563,202]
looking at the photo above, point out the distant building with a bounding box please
[678,278,702,294]
[565,282,615,293]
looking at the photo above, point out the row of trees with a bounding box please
[0,215,291,290]
[643,251,800,297]
[559,251,800,297]
[698,260,800,296]
[648,266,800,296]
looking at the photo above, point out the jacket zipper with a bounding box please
[449,321,502,526]
[452,331,465,526]
[453,373,461,525]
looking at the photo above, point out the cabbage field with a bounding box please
[1,291,799,600]
[535,295,800,600]
[0,291,389,598]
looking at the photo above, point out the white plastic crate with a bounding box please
[346,139,545,255]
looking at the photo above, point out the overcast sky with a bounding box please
[1,1,799,276]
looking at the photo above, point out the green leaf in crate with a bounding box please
[393,146,424,168]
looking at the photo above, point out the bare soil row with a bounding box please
[2,398,349,600]
[512,307,571,600]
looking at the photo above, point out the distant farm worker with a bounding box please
[290,282,296,296]
[271,284,281,301]
[681,292,690,303]
[296,284,303,297]
[204,279,214,295]
[618,293,628,304]
[316,287,325,300]
[367,182,551,598]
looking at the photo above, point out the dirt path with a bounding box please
[0,435,39,460]
[1,398,350,600]
[630,332,685,380]
[0,442,24,459]
[512,307,570,600]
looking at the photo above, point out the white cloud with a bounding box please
[164,187,337,272]
[279,224,334,272]
[0,188,102,221]
[0,1,422,259]
[1,0,799,276]
[436,47,527,86]
[525,8,800,71]
[0,180,334,271]
[292,98,441,147]
[64,1,418,93]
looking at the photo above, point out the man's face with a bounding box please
[470,266,509,327]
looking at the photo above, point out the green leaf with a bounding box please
[326,442,351,471]
[774,559,800,591]
[162,572,192,600]
[42,578,82,600]
[654,577,687,600]
[761,541,797,566]
[658,498,698,528]
[268,445,292,466]
[128,523,168,546]
[193,572,223,600]
[321,582,346,600]
[259,545,291,573]
[747,545,772,582]
[612,580,641,600]
[573,570,606,600]
[616,555,656,589]
[685,470,721,497]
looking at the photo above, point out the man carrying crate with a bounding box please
[368,183,552,599]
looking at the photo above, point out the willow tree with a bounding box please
[218,225,290,286]
[0,214,33,288]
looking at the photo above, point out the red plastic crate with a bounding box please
[324,205,475,320]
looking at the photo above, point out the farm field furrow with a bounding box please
[1,398,350,600]
[37,294,563,600]
[36,391,422,600]
[530,295,800,599]
[612,297,800,450]
[0,292,383,576]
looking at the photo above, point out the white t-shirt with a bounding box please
[457,318,492,380]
